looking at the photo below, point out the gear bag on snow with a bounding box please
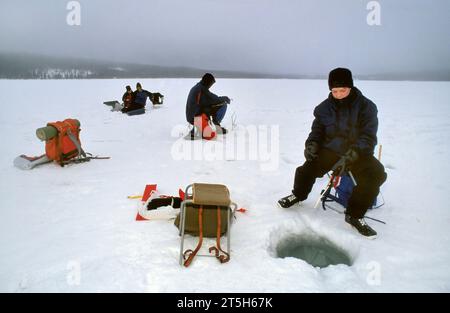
[322,174,382,210]
[177,183,237,267]
[150,93,164,105]
[42,119,84,165]
[174,204,230,237]
[317,172,386,225]
[14,118,109,169]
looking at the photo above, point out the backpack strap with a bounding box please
[209,206,230,264]
[64,125,110,165]
[60,154,110,166]
[67,128,86,158]
[183,205,204,267]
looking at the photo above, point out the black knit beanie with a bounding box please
[328,68,354,90]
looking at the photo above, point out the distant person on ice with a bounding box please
[185,73,231,140]
[122,82,153,113]
[278,68,387,238]
[121,85,134,111]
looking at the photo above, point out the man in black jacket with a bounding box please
[278,68,387,238]
[185,73,231,139]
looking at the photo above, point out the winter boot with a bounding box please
[345,214,377,239]
[278,194,301,208]
[213,122,228,135]
[217,126,228,135]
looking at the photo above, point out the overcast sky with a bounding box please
[0,0,449,77]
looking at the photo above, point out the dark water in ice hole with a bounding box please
[276,235,353,268]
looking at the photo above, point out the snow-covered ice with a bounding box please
[0,78,449,292]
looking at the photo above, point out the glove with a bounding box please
[223,96,231,104]
[331,148,359,176]
[304,142,319,161]
[344,148,359,163]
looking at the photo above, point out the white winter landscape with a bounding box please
[0,78,449,292]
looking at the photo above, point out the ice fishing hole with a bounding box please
[275,235,353,268]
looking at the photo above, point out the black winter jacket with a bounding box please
[306,87,378,156]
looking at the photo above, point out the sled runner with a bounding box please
[13,154,51,170]
[126,108,146,116]
[103,100,120,106]
[103,100,123,112]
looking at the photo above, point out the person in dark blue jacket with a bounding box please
[185,73,231,139]
[278,68,386,238]
[133,82,153,106]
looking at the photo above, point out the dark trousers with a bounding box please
[211,103,227,124]
[121,103,144,113]
[189,104,228,126]
[293,148,387,218]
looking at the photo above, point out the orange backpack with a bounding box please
[45,119,85,165]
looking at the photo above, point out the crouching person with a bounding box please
[185,73,231,140]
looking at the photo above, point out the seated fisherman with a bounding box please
[185,73,231,139]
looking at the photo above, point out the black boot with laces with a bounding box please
[278,194,301,208]
[345,214,377,239]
